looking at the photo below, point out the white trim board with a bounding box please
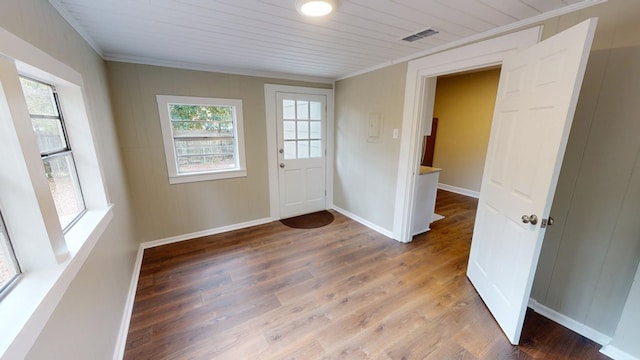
[528,298,612,346]
[106,58,334,85]
[112,243,144,360]
[601,345,640,360]
[112,216,273,360]
[438,183,480,199]
[141,217,273,249]
[332,206,393,239]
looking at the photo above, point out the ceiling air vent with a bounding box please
[402,28,439,42]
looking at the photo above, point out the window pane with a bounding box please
[19,77,59,116]
[283,121,296,140]
[169,104,234,138]
[310,101,322,120]
[283,100,296,120]
[0,213,20,294]
[43,154,85,230]
[296,101,309,120]
[31,117,66,154]
[297,141,309,159]
[310,121,322,139]
[284,141,296,160]
[297,121,309,140]
[310,140,322,158]
[174,139,237,173]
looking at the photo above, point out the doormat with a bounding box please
[281,210,334,229]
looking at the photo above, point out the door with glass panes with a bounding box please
[276,93,326,218]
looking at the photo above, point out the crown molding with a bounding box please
[103,54,334,84]
[48,0,104,57]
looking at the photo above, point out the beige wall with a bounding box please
[531,44,640,335]
[432,68,500,193]
[106,62,331,242]
[3,1,638,357]
[0,1,138,359]
[334,0,640,339]
[333,63,407,231]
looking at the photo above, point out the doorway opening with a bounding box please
[425,67,500,202]
[391,27,541,244]
[396,19,597,345]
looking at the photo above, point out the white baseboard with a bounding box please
[112,216,274,359]
[438,183,480,198]
[332,206,393,238]
[600,344,640,360]
[113,244,144,360]
[528,298,611,346]
[141,217,274,249]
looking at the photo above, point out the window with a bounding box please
[0,211,20,297]
[282,99,323,159]
[19,77,86,230]
[0,29,113,359]
[157,95,246,184]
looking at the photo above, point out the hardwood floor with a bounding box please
[124,190,609,359]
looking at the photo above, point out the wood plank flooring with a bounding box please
[124,190,610,359]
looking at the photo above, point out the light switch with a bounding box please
[392,128,399,139]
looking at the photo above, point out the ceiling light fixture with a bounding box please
[295,0,336,17]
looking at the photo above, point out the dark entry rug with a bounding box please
[280,210,334,229]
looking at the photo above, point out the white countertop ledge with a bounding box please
[419,166,442,175]
[0,205,114,360]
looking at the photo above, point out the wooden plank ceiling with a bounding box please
[51,0,595,81]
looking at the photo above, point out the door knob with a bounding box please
[279,149,284,154]
[521,214,538,225]
[279,163,285,168]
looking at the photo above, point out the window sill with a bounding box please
[168,168,247,184]
[0,205,114,360]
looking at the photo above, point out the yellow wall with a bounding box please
[432,68,501,193]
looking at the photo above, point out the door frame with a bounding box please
[392,26,542,243]
[264,84,335,220]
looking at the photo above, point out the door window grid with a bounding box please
[0,211,20,297]
[282,100,322,160]
[19,77,86,231]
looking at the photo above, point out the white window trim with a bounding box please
[156,95,247,184]
[0,26,112,359]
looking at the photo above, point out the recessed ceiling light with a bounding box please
[296,0,336,17]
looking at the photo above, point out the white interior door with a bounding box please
[467,19,597,345]
[276,92,327,218]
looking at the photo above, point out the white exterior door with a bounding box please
[276,92,327,218]
[467,19,597,345]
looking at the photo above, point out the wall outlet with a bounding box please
[392,128,399,139]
